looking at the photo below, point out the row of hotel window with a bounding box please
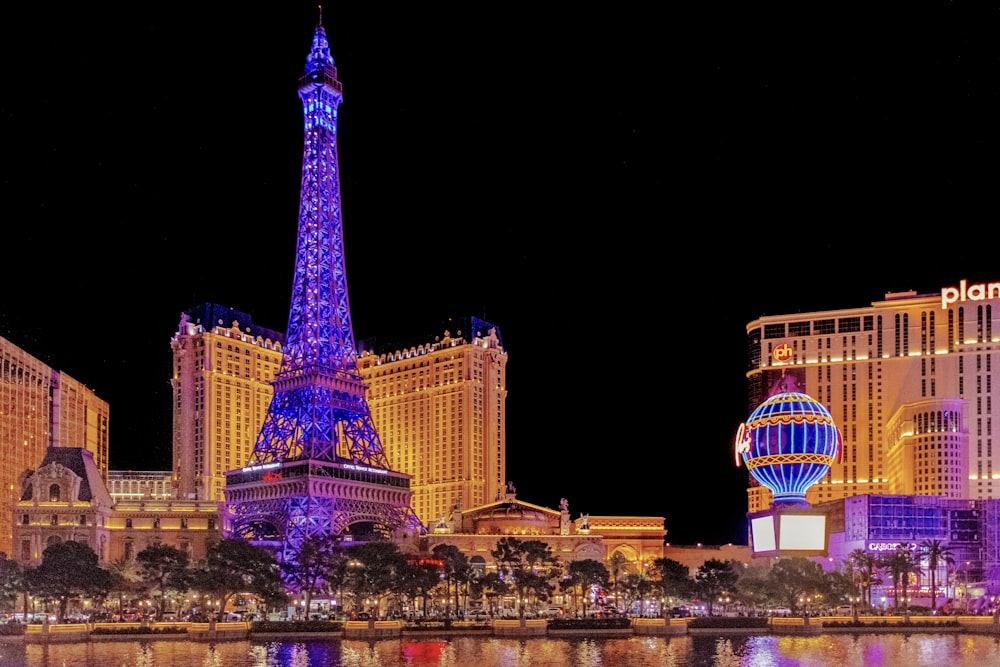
[22,515,214,530]
[764,317,874,339]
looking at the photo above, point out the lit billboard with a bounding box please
[749,508,828,556]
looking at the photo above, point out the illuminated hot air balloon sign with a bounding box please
[735,391,842,507]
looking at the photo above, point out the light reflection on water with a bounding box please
[3,633,1000,667]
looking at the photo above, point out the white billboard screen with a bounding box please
[778,514,826,550]
[750,515,777,552]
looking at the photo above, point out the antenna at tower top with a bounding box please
[317,5,323,26]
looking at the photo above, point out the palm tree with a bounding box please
[918,539,954,614]
[106,556,143,617]
[845,550,860,614]
[878,544,917,620]
[848,549,875,614]
[609,552,628,612]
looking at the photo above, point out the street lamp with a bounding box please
[718,592,730,616]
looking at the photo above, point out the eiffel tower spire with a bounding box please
[244,6,385,469]
[224,10,423,558]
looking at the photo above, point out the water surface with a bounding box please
[4,633,1000,666]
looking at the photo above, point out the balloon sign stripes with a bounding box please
[735,392,842,506]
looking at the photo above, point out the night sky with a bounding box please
[2,3,1000,546]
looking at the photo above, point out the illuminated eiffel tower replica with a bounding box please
[223,10,424,562]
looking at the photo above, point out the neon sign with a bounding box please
[941,279,1000,309]
[734,423,751,466]
[262,471,282,482]
[868,541,917,552]
[241,462,281,473]
[772,343,793,362]
[343,464,388,475]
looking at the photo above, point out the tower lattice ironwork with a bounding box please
[224,11,423,560]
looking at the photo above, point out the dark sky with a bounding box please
[2,3,1000,546]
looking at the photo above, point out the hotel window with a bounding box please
[763,323,786,339]
[815,319,835,335]
[788,321,810,337]
[839,317,861,333]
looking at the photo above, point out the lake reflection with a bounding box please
[3,633,1000,666]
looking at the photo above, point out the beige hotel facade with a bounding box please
[170,304,506,531]
[0,335,109,557]
[3,308,713,575]
[745,278,1000,514]
[15,307,668,573]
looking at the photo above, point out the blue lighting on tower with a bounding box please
[223,8,423,562]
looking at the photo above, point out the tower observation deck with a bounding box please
[223,10,424,561]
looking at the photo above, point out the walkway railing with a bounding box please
[11,614,1000,644]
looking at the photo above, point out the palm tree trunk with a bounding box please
[903,574,911,622]
[929,569,937,613]
[852,578,859,622]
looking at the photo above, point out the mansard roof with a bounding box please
[183,302,286,343]
[20,446,113,507]
[358,315,503,356]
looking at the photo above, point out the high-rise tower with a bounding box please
[223,12,423,560]
[744,282,994,514]
[356,317,508,526]
[1,335,110,557]
[170,304,284,502]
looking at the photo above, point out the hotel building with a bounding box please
[814,493,999,608]
[0,335,109,557]
[4,309,681,578]
[745,280,1000,513]
[106,470,175,501]
[424,489,669,579]
[169,303,285,502]
[171,305,506,529]
[356,316,507,528]
[14,447,219,566]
